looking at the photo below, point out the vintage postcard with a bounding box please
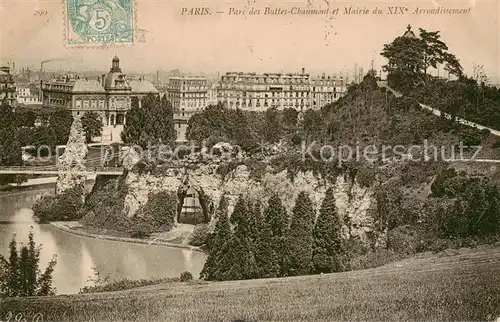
[0,0,499,321]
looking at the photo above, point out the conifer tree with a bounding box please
[215,232,257,281]
[230,194,247,228]
[214,195,257,281]
[254,220,280,278]
[264,193,289,275]
[247,200,263,244]
[265,193,288,237]
[312,187,344,274]
[199,196,232,280]
[283,191,315,276]
[0,230,57,297]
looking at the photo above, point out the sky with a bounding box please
[0,0,499,82]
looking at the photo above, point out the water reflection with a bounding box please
[0,187,207,294]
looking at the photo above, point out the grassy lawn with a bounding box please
[1,245,499,321]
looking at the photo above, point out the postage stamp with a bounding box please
[64,0,134,46]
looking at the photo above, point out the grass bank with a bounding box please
[1,244,499,321]
[50,221,202,252]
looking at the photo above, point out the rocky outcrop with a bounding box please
[56,117,88,195]
[122,163,379,245]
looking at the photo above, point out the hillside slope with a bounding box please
[2,244,499,321]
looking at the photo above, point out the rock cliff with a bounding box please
[122,163,379,245]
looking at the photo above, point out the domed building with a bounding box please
[42,56,158,142]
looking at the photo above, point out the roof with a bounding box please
[129,80,158,93]
[72,79,105,93]
[103,71,131,90]
[403,25,417,39]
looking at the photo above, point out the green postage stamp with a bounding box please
[65,0,134,46]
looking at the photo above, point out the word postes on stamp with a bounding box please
[65,0,134,46]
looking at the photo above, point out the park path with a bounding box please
[377,81,500,137]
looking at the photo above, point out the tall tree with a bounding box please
[262,107,283,143]
[186,103,227,143]
[121,94,175,147]
[264,193,289,274]
[381,26,463,90]
[0,230,57,297]
[200,196,232,280]
[49,107,73,145]
[419,28,448,77]
[247,200,263,243]
[283,108,299,129]
[282,191,315,276]
[0,103,25,185]
[15,107,37,128]
[186,103,259,151]
[312,188,344,274]
[230,194,248,228]
[302,109,323,142]
[254,219,280,278]
[265,193,289,237]
[214,196,257,281]
[81,111,103,143]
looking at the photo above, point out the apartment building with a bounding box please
[217,70,311,111]
[310,74,347,108]
[217,69,348,111]
[0,66,16,106]
[16,83,41,105]
[166,76,209,142]
[166,76,208,117]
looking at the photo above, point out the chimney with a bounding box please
[301,68,305,74]
[102,74,106,87]
[12,62,15,74]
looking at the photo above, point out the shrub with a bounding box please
[430,168,459,197]
[189,224,210,247]
[180,271,193,282]
[356,166,376,188]
[387,225,420,255]
[459,128,484,147]
[80,276,178,294]
[129,220,155,239]
[32,185,85,223]
[79,176,131,232]
[139,191,177,231]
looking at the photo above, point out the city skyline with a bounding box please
[1,0,499,82]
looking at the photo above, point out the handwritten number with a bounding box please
[34,10,48,16]
[4,312,42,322]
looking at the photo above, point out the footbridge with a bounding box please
[0,166,124,176]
